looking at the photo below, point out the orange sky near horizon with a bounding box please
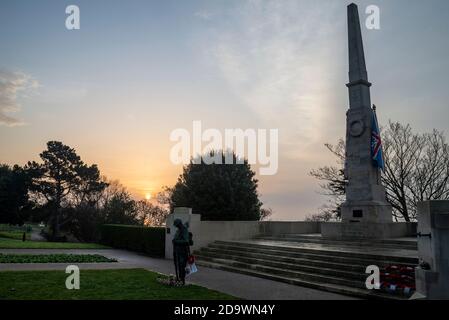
[13,136,184,202]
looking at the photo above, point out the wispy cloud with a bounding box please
[194,9,214,21]
[0,69,38,126]
[204,0,343,150]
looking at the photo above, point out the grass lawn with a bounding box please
[0,269,236,300]
[0,231,31,241]
[0,253,116,263]
[0,237,109,249]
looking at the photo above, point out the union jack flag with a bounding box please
[371,107,385,170]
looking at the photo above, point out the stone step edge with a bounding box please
[197,256,365,287]
[255,236,417,249]
[196,251,386,276]
[207,243,418,265]
[199,247,418,268]
[197,249,375,270]
[262,234,417,245]
[212,241,418,263]
[196,260,406,301]
[199,260,361,289]
[196,254,366,281]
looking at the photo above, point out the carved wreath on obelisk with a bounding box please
[349,119,365,137]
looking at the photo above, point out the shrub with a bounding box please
[100,224,165,257]
[170,151,263,221]
[0,253,116,263]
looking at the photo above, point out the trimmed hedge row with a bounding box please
[100,224,165,257]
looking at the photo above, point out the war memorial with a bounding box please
[166,4,449,300]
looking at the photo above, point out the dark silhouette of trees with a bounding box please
[101,185,138,225]
[25,141,107,239]
[0,164,35,224]
[68,179,140,242]
[136,200,169,227]
[310,122,449,222]
[260,207,273,221]
[170,151,263,221]
[3,141,172,242]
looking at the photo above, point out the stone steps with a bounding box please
[198,247,414,274]
[196,253,365,282]
[267,234,416,245]
[209,241,418,264]
[255,234,417,250]
[196,260,404,300]
[195,239,418,300]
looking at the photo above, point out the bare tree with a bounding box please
[156,186,174,211]
[407,130,449,217]
[260,207,273,221]
[97,179,127,208]
[382,122,424,221]
[309,140,346,220]
[305,210,336,222]
[310,122,449,222]
[136,200,169,227]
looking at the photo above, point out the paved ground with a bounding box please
[0,248,357,300]
[30,229,46,241]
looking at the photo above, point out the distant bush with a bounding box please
[100,224,165,257]
[0,224,28,232]
[0,253,116,264]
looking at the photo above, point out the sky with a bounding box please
[1,0,449,220]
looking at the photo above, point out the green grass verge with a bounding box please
[0,269,236,300]
[0,231,30,241]
[0,253,116,264]
[0,238,109,249]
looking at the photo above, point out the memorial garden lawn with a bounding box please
[0,268,236,300]
[0,237,109,249]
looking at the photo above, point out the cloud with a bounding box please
[203,0,343,151]
[194,9,214,21]
[0,69,38,126]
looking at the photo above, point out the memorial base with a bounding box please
[321,222,416,240]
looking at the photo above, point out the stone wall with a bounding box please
[165,208,416,259]
[191,220,321,252]
[321,221,417,239]
[413,201,449,299]
[165,210,321,259]
[258,221,321,235]
[191,221,260,252]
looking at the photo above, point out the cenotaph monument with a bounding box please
[321,3,406,239]
[341,3,392,224]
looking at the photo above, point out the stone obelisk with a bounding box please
[341,3,392,228]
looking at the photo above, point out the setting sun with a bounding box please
[145,193,152,201]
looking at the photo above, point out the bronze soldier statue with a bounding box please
[172,219,191,285]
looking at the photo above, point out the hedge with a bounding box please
[100,224,165,257]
